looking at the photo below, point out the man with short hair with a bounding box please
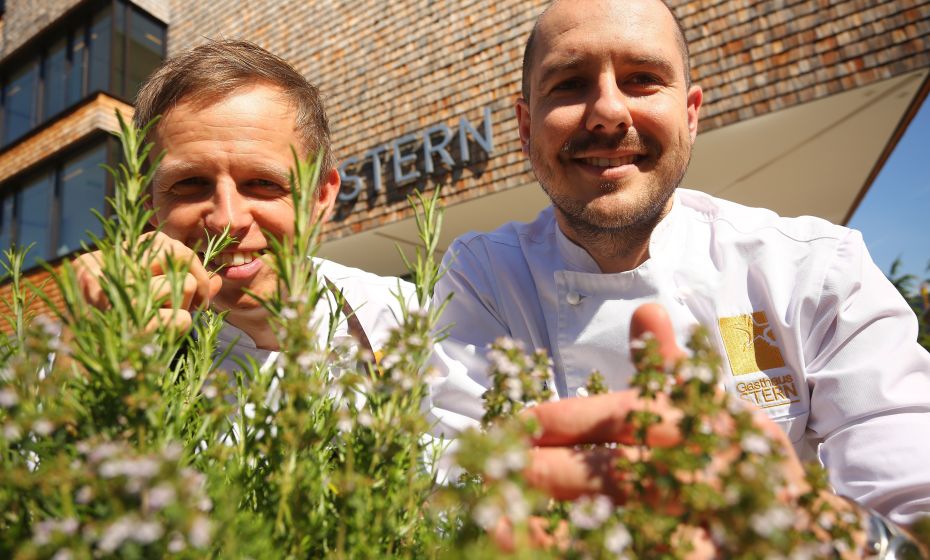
[431,0,930,538]
[76,40,412,368]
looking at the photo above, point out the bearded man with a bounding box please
[429,0,930,547]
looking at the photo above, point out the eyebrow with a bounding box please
[245,163,292,186]
[536,52,679,88]
[151,161,199,189]
[152,161,292,188]
[536,55,585,89]
[622,54,678,79]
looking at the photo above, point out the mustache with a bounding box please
[561,129,653,156]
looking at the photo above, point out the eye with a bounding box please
[169,177,210,197]
[552,77,585,92]
[246,178,288,195]
[626,73,663,90]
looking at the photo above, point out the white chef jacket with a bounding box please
[430,188,930,525]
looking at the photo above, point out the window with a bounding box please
[0,1,166,148]
[3,59,38,144]
[124,9,165,98]
[0,197,13,256]
[43,38,69,119]
[67,26,89,107]
[0,139,111,270]
[17,173,53,269]
[57,144,107,256]
[87,7,112,93]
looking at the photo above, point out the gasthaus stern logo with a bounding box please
[336,107,494,208]
[718,311,801,409]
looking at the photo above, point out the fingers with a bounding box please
[146,233,214,309]
[524,445,622,501]
[149,274,200,311]
[526,391,682,448]
[630,302,687,364]
[490,516,569,553]
[528,517,569,551]
[673,525,717,560]
[145,308,193,335]
[74,251,107,309]
[73,232,216,312]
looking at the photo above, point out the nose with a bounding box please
[204,178,252,241]
[585,73,632,133]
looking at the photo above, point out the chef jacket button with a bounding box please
[575,386,589,397]
[566,291,582,305]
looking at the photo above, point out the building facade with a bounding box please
[1,0,928,317]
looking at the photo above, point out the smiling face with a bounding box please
[517,0,702,241]
[150,83,339,320]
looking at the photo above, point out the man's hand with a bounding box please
[523,303,805,503]
[493,303,815,556]
[73,231,221,332]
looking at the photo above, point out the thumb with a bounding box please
[630,302,686,365]
[207,275,223,306]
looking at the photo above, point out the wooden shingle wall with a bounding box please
[165,0,930,239]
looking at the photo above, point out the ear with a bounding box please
[314,167,341,223]
[515,98,532,157]
[686,85,703,144]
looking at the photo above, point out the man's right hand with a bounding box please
[73,231,221,332]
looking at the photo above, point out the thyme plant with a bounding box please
[438,329,891,558]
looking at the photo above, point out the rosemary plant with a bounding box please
[0,112,926,560]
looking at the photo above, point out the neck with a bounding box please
[225,309,280,350]
[555,199,673,274]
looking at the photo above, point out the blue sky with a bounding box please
[847,93,930,285]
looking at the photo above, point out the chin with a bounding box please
[213,291,265,314]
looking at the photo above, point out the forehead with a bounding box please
[154,84,300,147]
[529,0,683,80]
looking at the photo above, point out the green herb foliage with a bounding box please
[0,115,926,559]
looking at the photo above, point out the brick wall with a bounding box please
[0,0,83,58]
[0,262,66,335]
[675,0,930,130]
[163,0,930,241]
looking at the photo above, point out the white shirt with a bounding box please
[431,188,930,525]
[214,257,416,376]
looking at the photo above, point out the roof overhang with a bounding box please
[683,69,929,225]
[319,69,930,276]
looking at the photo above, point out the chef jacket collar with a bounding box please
[553,190,684,274]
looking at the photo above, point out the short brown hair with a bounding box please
[134,39,334,171]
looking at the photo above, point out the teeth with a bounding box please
[582,155,638,167]
[214,252,255,267]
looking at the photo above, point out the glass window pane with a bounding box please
[126,9,165,100]
[17,173,53,268]
[0,196,14,254]
[88,8,112,93]
[67,27,87,106]
[3,59,39,145]
[111,1,126,98]
[43,38,69,120]
[58,144,107,256]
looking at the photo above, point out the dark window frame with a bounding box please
[0,133,114,271]
[0,0,166,150]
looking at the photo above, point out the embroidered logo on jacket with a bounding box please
[718,311,786,375]
[718,311,801,410]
